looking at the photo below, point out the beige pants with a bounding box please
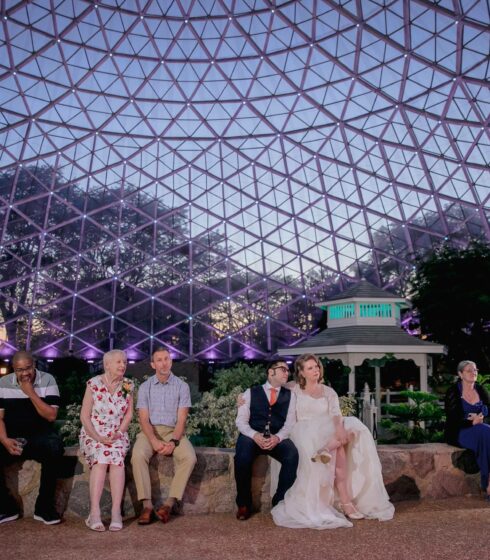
[131,426,197,502]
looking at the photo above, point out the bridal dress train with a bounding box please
[271,385,394,529]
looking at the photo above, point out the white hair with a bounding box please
[103,349,127,369]
[457,360,476,374]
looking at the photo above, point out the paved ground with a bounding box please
[2,497,489,560]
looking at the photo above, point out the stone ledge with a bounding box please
[4,443,481,518]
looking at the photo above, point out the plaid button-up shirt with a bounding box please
[136,372,191,427]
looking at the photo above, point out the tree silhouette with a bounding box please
[410,242,490,372]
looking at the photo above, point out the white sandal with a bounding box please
[109,517,123,531]
[339,502,364,520]
[85,516,105,532]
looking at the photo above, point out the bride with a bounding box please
[271,353,394,529]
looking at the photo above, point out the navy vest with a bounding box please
[249,385,291,435]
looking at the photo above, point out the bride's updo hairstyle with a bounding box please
[294,353,325,389]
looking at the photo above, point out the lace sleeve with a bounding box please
[324,385,342,416]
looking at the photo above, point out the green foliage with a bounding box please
[210,363,267,397]
[381,390,445,443]
[187,387,243,448]
[59,404,83,446]
[379,421,443,444]
[410,241,490,372]
[479,373,490,393]
[428,371,456,396]
[366,354,397,368]
[52,361,92,419]
[187,363,266,447]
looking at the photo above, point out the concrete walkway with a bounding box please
[3,497,489,560]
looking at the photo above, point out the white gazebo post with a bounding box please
[374,365,381,408]
[413,355,428,392]
[347,355,357,395]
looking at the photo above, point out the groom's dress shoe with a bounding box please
[138,507,154,525]
[155,504,172,524]
[236,506,250,521]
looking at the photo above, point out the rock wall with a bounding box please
[4,444,481,518]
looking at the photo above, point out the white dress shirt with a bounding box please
[235,382,297,442]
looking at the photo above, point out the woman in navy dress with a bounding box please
[445,360,490,499]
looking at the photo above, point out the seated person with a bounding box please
[131,347,197,525]
[0,351,64,524]
[234,360,299,521]
[445,360,490,499]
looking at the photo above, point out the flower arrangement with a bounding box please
[339,394,357,417]
[121,379,133,399]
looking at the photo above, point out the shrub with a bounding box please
[187,387,243,448]
[381,390,444,443]
[209,363,266,397]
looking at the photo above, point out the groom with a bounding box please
[234,360,298,520]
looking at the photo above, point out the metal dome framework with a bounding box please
[0,0,489,360]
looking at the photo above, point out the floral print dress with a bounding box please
[79,375,133,468]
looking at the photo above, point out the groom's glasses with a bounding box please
[272,366,289,373]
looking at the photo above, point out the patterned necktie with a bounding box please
[269,387,278,406]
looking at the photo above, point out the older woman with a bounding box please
[445,360,490,499]
[271,353,394,529]
[80,350,133,531]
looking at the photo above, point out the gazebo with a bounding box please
[278,279,444,404]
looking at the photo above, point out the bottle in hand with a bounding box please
[263,421,271,439]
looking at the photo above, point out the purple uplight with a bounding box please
[125,349,139,361]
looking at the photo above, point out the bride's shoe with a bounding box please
[340,502,364,520]
[311,450,332,464]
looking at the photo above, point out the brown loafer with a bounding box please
[155,504,172,524]
[138,507,154,525]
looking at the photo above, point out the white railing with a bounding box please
[356,383,378,441]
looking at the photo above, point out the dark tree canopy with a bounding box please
[410,242,490,372]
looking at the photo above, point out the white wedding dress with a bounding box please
[271,385,394,529]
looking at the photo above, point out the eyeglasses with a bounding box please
[272,366,289,373]
[14,364,34,374]
[463,368,478,373]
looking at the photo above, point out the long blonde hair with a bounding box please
[294,353,324,389]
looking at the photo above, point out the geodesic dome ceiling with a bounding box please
[0,0,489,361]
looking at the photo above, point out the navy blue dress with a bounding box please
[459,393,490,491]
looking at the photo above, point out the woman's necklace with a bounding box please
[103,373,121,395]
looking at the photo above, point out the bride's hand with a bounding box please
[236,393,246,407]
[336,427,349,446]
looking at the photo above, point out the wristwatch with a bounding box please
[170,438,180,447]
